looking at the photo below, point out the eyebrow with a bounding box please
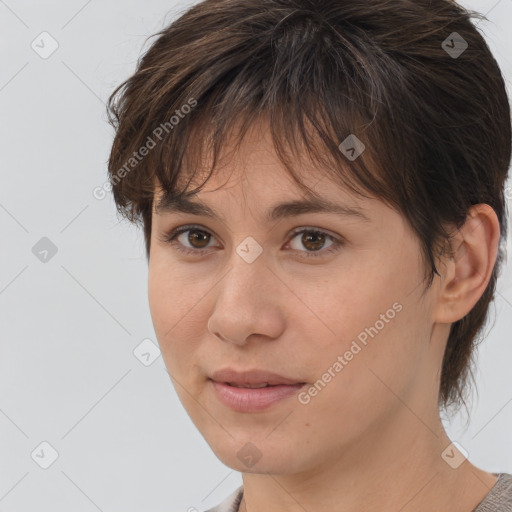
[155,194,371,223]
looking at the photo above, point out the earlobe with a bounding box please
[433,204,500,324]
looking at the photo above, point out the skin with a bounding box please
[148,119,500,512]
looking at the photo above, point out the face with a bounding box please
[148,121,442,476]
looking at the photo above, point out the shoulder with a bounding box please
[474,473,512,512]
[202,485,244,512]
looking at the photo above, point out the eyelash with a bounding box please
[160,224,344,259]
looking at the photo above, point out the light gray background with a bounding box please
[0,1,511,511]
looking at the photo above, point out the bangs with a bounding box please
[111,9,403,219]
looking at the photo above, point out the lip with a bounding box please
[209,367,305,386]
[209,380,306,412]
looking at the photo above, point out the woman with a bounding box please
[106,0,512,510]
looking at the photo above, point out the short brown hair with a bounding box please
[106,0,511,416]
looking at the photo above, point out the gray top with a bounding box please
[204,472,512,512]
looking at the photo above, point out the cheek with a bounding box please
[296,302,425,449]
[147,255,209,375]
[148,258,187,357]
[147,260,171,334]
[148,252,195,331]
[301,251,428,406]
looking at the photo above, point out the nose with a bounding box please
[207,252,286,346]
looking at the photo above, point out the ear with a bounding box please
[433,204,501,324]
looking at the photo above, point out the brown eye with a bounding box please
[185,229,211,249]
[161,225,218,255]
[287,228,344,259]
[289,229,335,253]
[300,231,326,251]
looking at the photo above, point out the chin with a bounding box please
[204,431,309,475]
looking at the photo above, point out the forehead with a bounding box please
[152,115,379,219]
[152,160,376,228]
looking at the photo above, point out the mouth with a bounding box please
[222,381,306,388]
[208,378,307,412]
[209,367,307,388]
